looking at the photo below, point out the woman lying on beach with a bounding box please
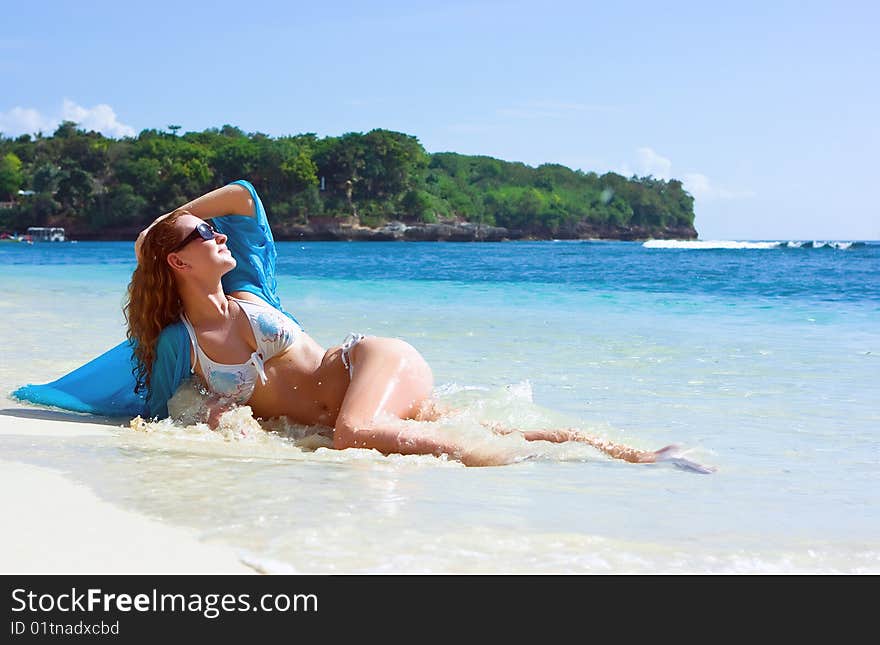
[11,180,710,470]
[119,180,711,470]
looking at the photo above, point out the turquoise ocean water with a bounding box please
[1,239,878,573]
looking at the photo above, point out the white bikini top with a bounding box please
[181,296,302,404]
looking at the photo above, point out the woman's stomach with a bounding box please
[246,341,350,427]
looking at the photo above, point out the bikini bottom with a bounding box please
[340,333,366,379]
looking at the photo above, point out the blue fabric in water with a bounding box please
[11,179,301,420]
[12,339,147,417]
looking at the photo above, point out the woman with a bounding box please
[124,180,710,470]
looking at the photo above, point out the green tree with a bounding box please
[56,166,95,215]
[281,149,319,192]
[401,189,435,222]
[32,162,61,194]
[91,183,148,227]
[0,153,23,200]
[0,124,695,237]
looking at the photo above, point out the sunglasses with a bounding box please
[170,222,218,252]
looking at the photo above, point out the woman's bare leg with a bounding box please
[481,422,660,463]
[331,339,714,471]
[332,337,486,464]
[482,422,716,472]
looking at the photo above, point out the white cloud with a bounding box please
[0,107,55,136]
[682,172,756,201]
[0,99,135,138]
[60,99,135,137]
[613,147,754,203]
[681,172,713,200]
[636,147,672,179]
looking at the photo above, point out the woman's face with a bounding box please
[166,213,236,279]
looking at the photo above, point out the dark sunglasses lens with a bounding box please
[196,223,216,240]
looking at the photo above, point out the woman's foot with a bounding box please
[649,445,717,474]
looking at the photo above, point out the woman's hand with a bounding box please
[203,397,235,430]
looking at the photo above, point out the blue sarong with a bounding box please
[11,180,300,419]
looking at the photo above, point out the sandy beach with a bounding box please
[1,409,255,575]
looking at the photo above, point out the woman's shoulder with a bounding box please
[229,291,272,307]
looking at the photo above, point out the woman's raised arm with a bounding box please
[135,183,255,261]
[174,182,256,221]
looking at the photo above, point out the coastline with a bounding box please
[0,410,256,575]
[58,221,699,243]
[272,221,699,242]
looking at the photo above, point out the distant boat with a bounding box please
[26,227,66,242]
[0,232,33,244]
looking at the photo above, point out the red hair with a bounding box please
[123,210,190,394]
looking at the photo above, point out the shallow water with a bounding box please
[1,240,878,573]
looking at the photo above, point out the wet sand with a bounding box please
[0,410,255,574]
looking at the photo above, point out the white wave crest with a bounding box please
[644,240,858,250]
[643,240,781,249]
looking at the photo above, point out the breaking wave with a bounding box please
[643,240,865,250]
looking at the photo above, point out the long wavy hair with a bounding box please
[124,210,191,395]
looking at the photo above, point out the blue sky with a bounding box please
[2,0,877,239]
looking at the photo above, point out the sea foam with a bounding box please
[643,239,860,250]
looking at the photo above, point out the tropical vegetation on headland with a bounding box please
[0,123,697,241]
